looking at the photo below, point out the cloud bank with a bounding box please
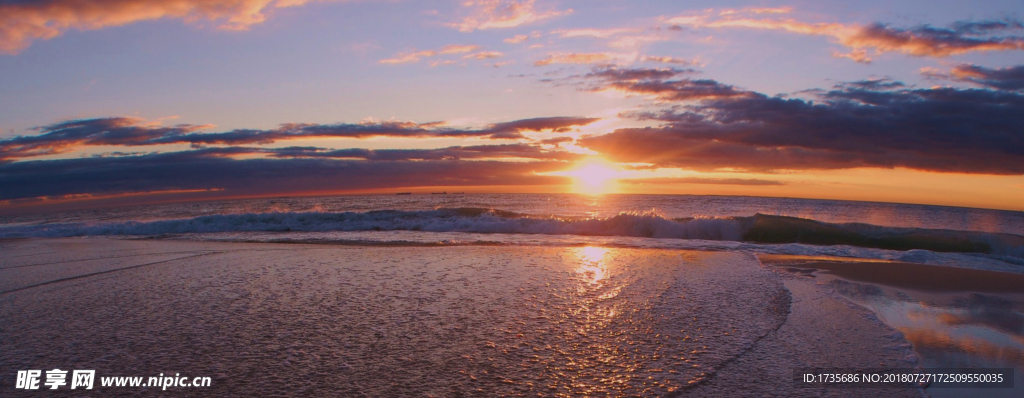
[0,116,600,162]
[668,9,1024,59]
[575,66,1024,174]
[0,151,570,201]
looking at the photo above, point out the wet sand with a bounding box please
[1,239,920,396]
[758,254,1024,293]
[760,254,1024,398]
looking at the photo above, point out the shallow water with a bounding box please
[813,273,1024,398]
[1,241,808,396]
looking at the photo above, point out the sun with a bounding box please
[561,158,622,195]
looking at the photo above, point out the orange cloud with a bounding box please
[450,0,570,32]
[463,51,504,60]
[831,49,872,63]
[0,0,344,55]
[534,52,615,66]
[504,34,529,43]
[379,44,482,65]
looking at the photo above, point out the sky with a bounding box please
[0,0,1023,211]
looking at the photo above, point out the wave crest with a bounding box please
[1,208,1021,258]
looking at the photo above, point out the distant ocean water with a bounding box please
[2,194,1023,271]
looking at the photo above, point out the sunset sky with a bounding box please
[1,0,1022,211]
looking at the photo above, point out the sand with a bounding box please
[758,254,1024,293]
[1,238,921,396]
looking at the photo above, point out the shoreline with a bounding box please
[759,254,1024,293]
[759,254,1024,398]
[4,238,1014,396]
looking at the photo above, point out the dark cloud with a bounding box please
[480,117,600,138]
[583,66,697,82]
[947,64,1024,91]
[835,78,905,91]
[603,78,757,101]
[266,144,583,161]
[576,67,1024,174]
[0,116,600,162]
[538,136,574,145]
[0,149,570,201]
[0,118,208,160]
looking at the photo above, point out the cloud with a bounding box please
[640,56,697,65]
[538,136,573,145]
[534,52,616,66]
[0,0,343,54]
[552,28,640,39]
[482,116,600,138]
[601,78,755,101]
[0,150,571,201]
[550,27,673,50]
[463,51,503,60]
[380,44,481,64]
[718,7,792,16]
[583,66,697,82]
[620,177,785,186]
[667,10,1024,59]
[0,116,601,161]
[267,143,583,161]
[575,66,1024,175]
[504,34,529,44]
[844,21,1024,57]
[835,78,905,91]
[450,0,569,32]
[831,49,872,64]
[940,64,1024,91]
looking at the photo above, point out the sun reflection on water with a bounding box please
[575,246,609,285]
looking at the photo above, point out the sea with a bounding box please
[2,193,1023,396]
[1,193,1022,272]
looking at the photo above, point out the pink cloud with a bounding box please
[463,51,504,60]
[450,0,570,32]
[641,56,697,65]
[534,52,616,66]
[504,34,529,43]
[379,44,482,65]
[831,49,872,63]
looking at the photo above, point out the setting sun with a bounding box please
[561,158,622,195]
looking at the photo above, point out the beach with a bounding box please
[1,238,930,396]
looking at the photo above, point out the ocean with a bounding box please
[2,194,1023,396]
[2,194,1023,272]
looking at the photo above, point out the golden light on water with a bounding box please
[559,158,622,195]
[575,246,609,285]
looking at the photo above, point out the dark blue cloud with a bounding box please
[0,116,600,162]
[947,64,1024,91]
[0,149,570,201]
[578,67,1024,174]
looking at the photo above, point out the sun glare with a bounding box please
[562,158,622,195]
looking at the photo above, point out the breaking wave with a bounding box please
[1,208,1022,258]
